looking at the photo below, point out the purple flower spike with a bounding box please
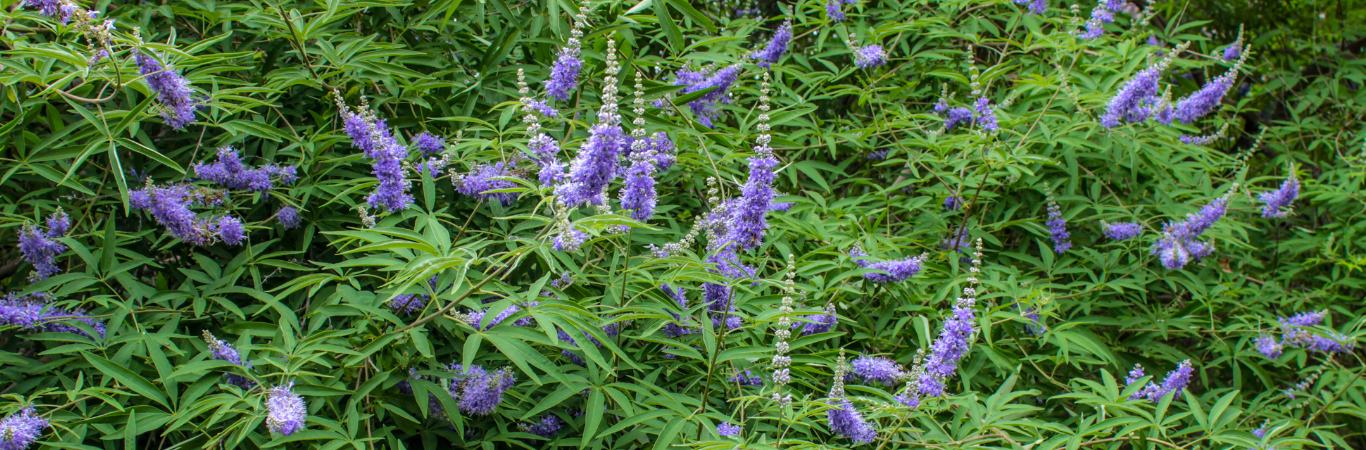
[853,45,887,68]
[521,415,564,438]
[193,146,296,192]
[448,364,517,415]
[729,370,763,386]
[794,304,838,335]
[412,132,447,156]
[546,50,583,102]
[1014,0,1047,14]
[0,407,49,450]
[826,0,846,21]
[849,247,925,283]
[1127,360,1194,402]
[337,100,413,212]
[619,147,659,224]
[0,292,106,339]
[556,124,627,207]
[1259,171,1299,218]
[277,206,301,228]
[266,382,307,435]
[1223,42,1242,61]
[827,399,876,444]
[751,21,792,69]
[18,210,70,282]
[1160,71,1234,125]
[1103,222,1143,240]
[135,52,201,130]
[848,356,907,385]
[1102,64,1165,128]
[717,422,742,437]
[674,64,743,128]
[1045,196,1070,253]
[456,162,520,206]
[1152,194,1230,269]
[1255,336,1282,358]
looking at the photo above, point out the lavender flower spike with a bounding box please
[1259,167,1299,218]
[1045,193,1071,253]
[848,356,907,385]
[1128,360,1194,402]
[827,351,877,444]
[826,0,846,22]
[449,364,517,415]
[0,407,49,450]
[556,39,626,206]
[849,246,926,283]
[751,21,792,69]
[135,51,201,130]
[545,1,589,101]
[334,93,413,212]
[455,162,520,206]
[717,422,742,437]
[202,330,256,389]
[266,382,307,435]
[18,209,69,282]
[675,64,743,128]
[918,240,984,397]
[1014,0,1047,14]
[853,44,888,69]
[1103,221,1143,241]
[728,79,779,250]
[1101,46,1186,128]
[620,80,659,224]
[193,146,297,192]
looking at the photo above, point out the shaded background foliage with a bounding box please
[1,0,1364,448]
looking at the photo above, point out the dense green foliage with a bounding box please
[1,0,1364,448]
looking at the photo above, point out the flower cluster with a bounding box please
[1101,45,1186,128]
[717,422,742,437]
[730,370,763,386]
[848,356,907,385]
[794,303,838,335]
[1125,360,1194,402]
[455,162,520,206]
[917,240,983,397]
[136,51,202,130]
[202,331,255,389]
[673,64,743,128]
[556,38,626,207]
[1045,193,1071,253]
[770,257,798,404]
[619,79,659,225]
[1259,168,1299,218]
[464,302,537,330]
[276,206,301,228]
[661,284,698,338]
[751,21,792,69]
[266,382,307,435]
[1256,310,1356,357]
[448,364,517,415]
[193,146,296,192]
[336,94,412,212]
[1014,0,1048,14]
[1151,189,1232,269]
[18,209,69,282]
[131,183,244,246]
[412,132,447,156]
[827,350,877,444]
[520,415,564,439]
[0,407,49,450]
[936,97,999,131]
[545,0,589,101]
[1079,0,1124,39]
[852,43,887,68]
[1102,221,1143,241]
[849,246,926,283]
[0,292,106,339]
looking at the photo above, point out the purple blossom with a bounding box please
[466,302,537,330]
[193,146,296,192]
[411,132,447,156]
[919,296,976,397]
[729,148,778,250]
[18,210,69,282]
[848,356,906,385]
[940,227,971,254]
[556,124,626,206]
[203,331,256,389]
[0,407,49,450]
[751,21,792,69]
[940,105,975,130]
[1181,133,1219,145]
[623,132,677,172]
[730,370,763,386]
[1160,72,1233,124]
[388,292,427,315]
[0,292,105,339]
[973,98,999,131]
[216,216,246,245]
[675,64,742,128]
[1223,43,1242,61]
[944,195,961,211]
[619,149,658,223]
[130,184,242,246]
[545,50,582,102]
[1152,195,1229,269]
[553,227,588,252]
[702,282,743,330]
[853,45,887,68]
[826,0,846,21]
[1255,336,1283,358]
[266,382,307,435]
[1046,197,1070,253]
[1081,7,1110,38]
[1279,311,1325,327]
[448,364,517,415]
[339,105,413,212]
[1127,360,1193,402]
[1103,222,1143,240]
[456,162,520,206]
[795,304,838,335]
[849,247,925,283]
[1259,172,1299,218]
[717,422,742,437]
[1021,307,1046,335]
[277,206,301,228]
[827,399,876,444]
[1014,0,1047,14]
[1102,64,1165,128]
[524,100,559,117]
[662,284,698,338]
[522,415,563,438]
[24,0,75,22]
[135,52,201,130]
[1124,364,1145,386]
[531,132,565,186]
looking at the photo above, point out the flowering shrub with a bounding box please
[1,0,1364,448]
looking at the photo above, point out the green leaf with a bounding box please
[83,353,170,408]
